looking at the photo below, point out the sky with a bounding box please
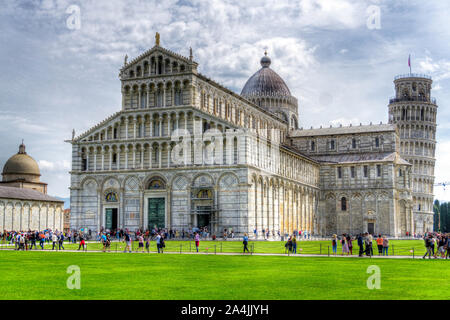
[0,0,449,201]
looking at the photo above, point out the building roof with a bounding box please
[310,152,411,165]
[0,186,63,203]
[290,123,396,137]
[2,143,41,179]
[241,53,291,97]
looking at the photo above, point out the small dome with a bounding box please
[241,52,291,97]
[2,143,40,181]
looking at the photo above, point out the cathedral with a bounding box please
[68,34,437,237]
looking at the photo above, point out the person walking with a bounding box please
[78,234,86,251]
[58,233,65,250]
[194,232,200,253]
[51,232,58,250]
[137,234,145,253]
[423,235,433,259]
[156,233,162,253]
[159,234,165,253]
[243,233,249,253]
[123,232,132,253]
[382,236,389,256]
[39,232,45,250]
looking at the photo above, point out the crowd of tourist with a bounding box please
[0,229,75,250]
[2,227,449,259]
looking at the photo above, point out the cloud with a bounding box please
[1,0,450,202]
[38,159,71,171]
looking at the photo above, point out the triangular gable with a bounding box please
[74,110,122,142]
[119,45,198,75]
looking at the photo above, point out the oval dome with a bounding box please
[2,144,40,179]
[241,53,291,97]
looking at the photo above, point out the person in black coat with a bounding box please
[357,233,364,257]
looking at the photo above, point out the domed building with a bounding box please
[0,143,64,231]
[1,143,47,193]
[241,52,299,130]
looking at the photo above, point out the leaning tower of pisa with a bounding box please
[388,74,438,234]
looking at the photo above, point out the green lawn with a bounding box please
[1,239,428,257]
[0,251,448,300]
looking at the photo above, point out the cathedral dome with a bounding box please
[241,52,291,97]
[2,143,40,182]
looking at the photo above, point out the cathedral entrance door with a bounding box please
[197,214,210,229]
[368,222,374,235]
[148,198,165,229]
[105,208,118,230]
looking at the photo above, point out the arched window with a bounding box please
[352,138,356,149]
[375,137,380,148]
[311,141,315,151]
[341,197,347,211]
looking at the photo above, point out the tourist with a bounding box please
[145,235,150,252]
[29,231,37,250]
[51,232,58,250]
[194,232,200,253]
[285,236,293,253]
[357,233,364,257]
[341,234,349,256]
[438,235,446,258]
[123,232,132,253]
[156,232,162,253]
[39,232,45,250]
[423,235,433,259]
[78,234,86,251]
[243,233,249,253]
[159,234,165,253]
[100,233,107,252]
[332,234,337,255]
[292,235,297,254]
[137,234,144,252]
[58,232,65,250]
[430,235,436,258]
[364,233,371,256]
[382,235,389,256]
[346,234,353,255]
[445,235,450,259]
[105,234,111,252]
[368,233,374,256]
[376,235,383,256]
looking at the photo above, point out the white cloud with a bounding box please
[38,159,71,171]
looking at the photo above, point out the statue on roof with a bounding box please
[124,54,128,66]
[72,129,75,140]
[155,32,160,46]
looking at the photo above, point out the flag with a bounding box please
[408,54,411,68]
